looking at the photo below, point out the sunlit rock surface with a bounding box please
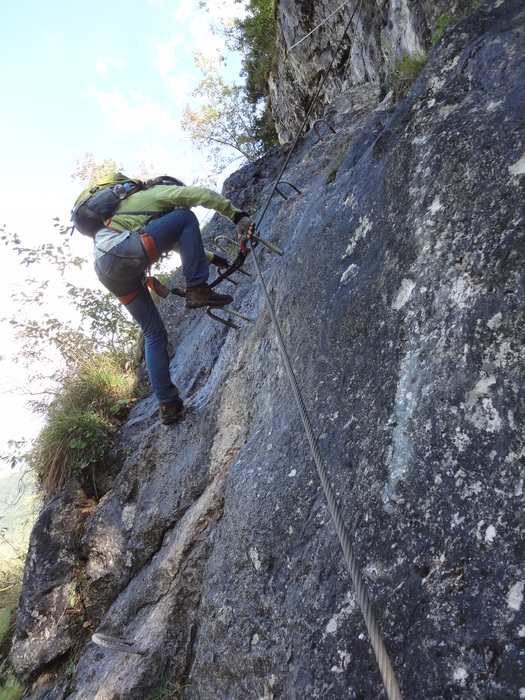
[11,1,525,697]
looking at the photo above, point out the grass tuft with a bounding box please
[0,561,25,700]
[27,352,139,497]
[0,676,24,700]
[325,142,350,184]
[389,50,429,101]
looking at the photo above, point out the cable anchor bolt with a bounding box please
[275,180,302,201]
[206,306,253,330]
[313,119,336,141]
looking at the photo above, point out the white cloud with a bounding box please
[187,17,225,57]
[205,0,246,24]
[88,87,181,135]
[152,34,197,103]
[152,33,200,103]
[94,55,124,77]
[131,140,185,177]
[150,1,246,105]
[153,35,184,74]
[173,0,196,22]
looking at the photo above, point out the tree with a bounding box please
[71,152,160,188]
[1,224,138,385]
[197,0,277,99]
[227,0,277,105]
[71,152,124,187]
[0,220,142,493]
[182,51,277,174]
[214,0,278,146]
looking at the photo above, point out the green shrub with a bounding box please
[63,353,137,418]
[433,2,485,44]
[389,50,429,101]
[226,0,279,149]
[27,352,138,496]
[0,585,20,656]
[325,142,350,184]
[0,677,24,700]
[0,575,24,700]
[236,0,278,104]
[432,13,459,44]
[29,406,108,495]
[1,223,145,499]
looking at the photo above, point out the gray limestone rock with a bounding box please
[11,1,525,698]
[271,0,481,142]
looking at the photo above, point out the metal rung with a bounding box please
[213,235,240,257]
[275,180,302,200]
[250,232,283,256]
[207,306,252,330]
[313,119,336,141]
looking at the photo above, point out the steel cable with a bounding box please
[249,247,402,700]
[254,1,362,233]
[247,2,403,697]
[290,0,354,50]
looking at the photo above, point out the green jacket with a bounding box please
[107,184,241,233]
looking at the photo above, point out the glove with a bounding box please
[233,210,253,238]
[211,254,229,269]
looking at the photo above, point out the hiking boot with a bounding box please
[185,283,233,309]
[160,396,183,425]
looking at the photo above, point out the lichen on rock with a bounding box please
[11,1,525,698]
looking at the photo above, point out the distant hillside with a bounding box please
[0,472,37,569]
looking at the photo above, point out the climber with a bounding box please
[93,175,255,425]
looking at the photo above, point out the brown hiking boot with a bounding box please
[160,396,183,425]
[185,283,233,309]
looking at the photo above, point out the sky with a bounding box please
[0,0,246,474]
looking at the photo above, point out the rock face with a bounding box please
[11,0,525,698]
[271,0,480,141]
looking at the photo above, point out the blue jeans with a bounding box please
[95,209,209,403]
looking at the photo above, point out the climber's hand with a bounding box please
[237,220,255,242]
[234,210,254,239]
